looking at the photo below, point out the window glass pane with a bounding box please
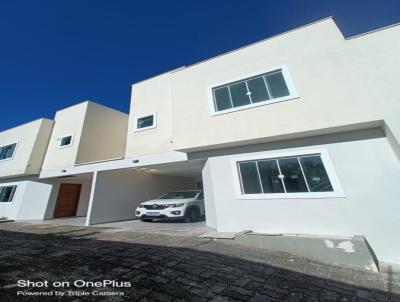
[265,71,290,98]
[247,77,270,103]
[257,160,284,193]
[300,156,333,192]
[137,115,154,129]
[60,136,72,146]
[239,162,262,194]
[214,87,232,111]
[7,144,16,157]
[0,186,16,202]
[229,82,251,107]
[0,143,16,159]
[0,148,6,160]
[278,158,308,193]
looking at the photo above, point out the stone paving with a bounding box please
[0,222,399,301]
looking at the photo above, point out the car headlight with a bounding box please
[138,204,145,208]
[168,203,184,208]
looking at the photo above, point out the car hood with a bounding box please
[140,198,193,205]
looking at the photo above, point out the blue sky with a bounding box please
[0,0,399,130]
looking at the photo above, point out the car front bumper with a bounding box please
[135,207,185,219]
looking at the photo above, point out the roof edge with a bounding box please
[131,16,336,86]
[346,22,400,40]
[0,117,54,134]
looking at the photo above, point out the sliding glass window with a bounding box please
[212,69,291,112]
[238,154,334,195]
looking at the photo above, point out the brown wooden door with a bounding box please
[53,184,82,218]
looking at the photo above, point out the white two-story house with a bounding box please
[0,17,399,266]
[119,17,400,265]
[0,118,54,220]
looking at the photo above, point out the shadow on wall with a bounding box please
[0,228,398,301]
[187,127,385,160]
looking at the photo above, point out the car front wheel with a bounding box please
[184,207,200,223]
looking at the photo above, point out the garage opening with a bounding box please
[86,160,206,226]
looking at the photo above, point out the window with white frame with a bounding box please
[235,151,343,198]
[135,114,156,131]
[0,143,16,160]
[59,135,73,148]
[0,185,17,203]
[211,66,297,114]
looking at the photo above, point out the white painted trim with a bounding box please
[134,113,157,132]
[0,183,19,204]
[0,141,18,162]
[230,148,345,199]
[207,65,299,116]
[57,133,74,149]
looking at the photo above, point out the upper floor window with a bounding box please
[209,66,298,115]
[0,143,17,160]
[58,135,73,148]
[135,113,157,132]
[233,149,344,199]
[0,185,17,203]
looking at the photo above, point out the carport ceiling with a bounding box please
[130,160,205,178]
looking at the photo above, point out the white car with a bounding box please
[135,190,204,223]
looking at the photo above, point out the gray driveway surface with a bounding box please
[0,222,399,301]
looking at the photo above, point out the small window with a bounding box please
[59,135,73,148]
[210,66,298,115]
[0,185,17,203]
[0,143,16,160]
[135,113,157,131]
[236,151,341,199]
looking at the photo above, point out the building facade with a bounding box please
[1,18,399,265]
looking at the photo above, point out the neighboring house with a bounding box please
[38,101,129,221]
[0,101,129,222]
[0,118,54,220]
[0,17,399,266]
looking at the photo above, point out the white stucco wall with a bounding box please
[126,18,400,156]
[42,101,128,173]
[170,19,400,152]
[0,177,53,220]
[42,102,87,170]
[76,102,128,164]
[126,73,175,157]
[202,132,400,264]
[0,118,54,178]
[202,160,217,230]
[87,169,197,225]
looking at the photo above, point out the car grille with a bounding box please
[144,204,169,210]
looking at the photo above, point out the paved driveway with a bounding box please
[96,220,210,236]
[0,222,399,301]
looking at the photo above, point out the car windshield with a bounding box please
[160,191,200,199]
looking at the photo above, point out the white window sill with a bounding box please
[134,126,156,132]
[237,192,346,200]
[0,157,15,162]
[210,95,300,117]
[58,144,73,149]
